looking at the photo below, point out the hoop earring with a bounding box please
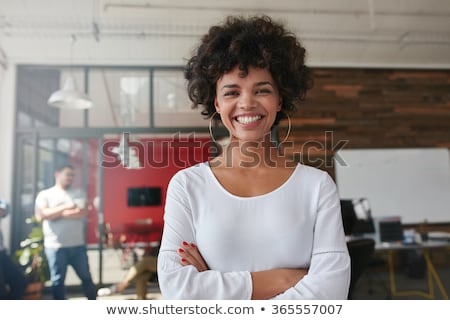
[209,112,219,143]
[278,114,291,145]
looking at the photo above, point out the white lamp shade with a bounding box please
[48,76,93,109]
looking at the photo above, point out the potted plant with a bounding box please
[15,217,50,299]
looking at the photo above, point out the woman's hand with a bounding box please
[177,241,209,272]
[251,268,309,300]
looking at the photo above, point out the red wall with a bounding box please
[86,136,212,245]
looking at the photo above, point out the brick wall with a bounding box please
[280,68,450,179]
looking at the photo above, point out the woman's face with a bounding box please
[214,66,281,143]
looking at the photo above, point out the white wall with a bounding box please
[0,64,16,250]
[335,148,450,224]
[3,35,197,66]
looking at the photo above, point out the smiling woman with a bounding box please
[157,15,350,300]
[214,66,281,143]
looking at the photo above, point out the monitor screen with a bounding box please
[127,187,162,207]
[340,198,375,235]
[378,217,403,242]
[352,198,376,234]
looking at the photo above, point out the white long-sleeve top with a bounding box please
[158,162,350,299]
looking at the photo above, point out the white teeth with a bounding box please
[236,115,262,124]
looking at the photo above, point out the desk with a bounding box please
[375,240,449,299]
[122,222,162,246]
[108,221,163,269]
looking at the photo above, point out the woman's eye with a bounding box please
[256,88,271,94]
[224,91,238,97]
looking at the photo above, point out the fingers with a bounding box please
[177,241,209,272]
[65,202,76,210]
[178,242,202,268]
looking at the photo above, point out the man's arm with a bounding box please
[35,202,77,221]
[62,206,88,219]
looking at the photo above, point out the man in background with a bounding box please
[34,164,96,300]
[0,199,28,299]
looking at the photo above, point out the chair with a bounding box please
[346,238,375,299]
[340,198,376,236]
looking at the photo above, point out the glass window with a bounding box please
[38,140,56,190]
[17,111,32,129]
[16,66,212,129]
[20,137,36,216]
[153,69,209,128]
[88,68,150,127]
[16,66,61,128]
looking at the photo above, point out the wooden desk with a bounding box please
[108,221,163,269]
[375,240,449,299]
[122,222,162,245]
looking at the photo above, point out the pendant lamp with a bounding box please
[47,75,93,109]
[47,35,93,109]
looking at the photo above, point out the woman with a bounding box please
[157,15,350,300]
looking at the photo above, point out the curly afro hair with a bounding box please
[185,15,313,125]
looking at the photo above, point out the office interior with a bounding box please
[0,0,449,300]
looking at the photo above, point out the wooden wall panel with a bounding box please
[279,68,450,179]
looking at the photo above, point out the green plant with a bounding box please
[15,217,50,283]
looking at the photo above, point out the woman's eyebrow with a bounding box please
[255,81,273,87]
[220,81,274,91]
[220,84,239,90]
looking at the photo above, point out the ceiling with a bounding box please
[1,0,450,68]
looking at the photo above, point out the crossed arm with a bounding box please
[35,202,87,221]
[177,241,308,300]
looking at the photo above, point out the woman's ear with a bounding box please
[277,100,282,112]
[214,98,220,114]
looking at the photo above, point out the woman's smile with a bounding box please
[233,113,265,130]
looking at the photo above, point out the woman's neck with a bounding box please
[211,137,289,169]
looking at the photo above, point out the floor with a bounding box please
[351,251,450,300]
[41,247,450,300]
[351,268,450,300]
[41,247,162,300]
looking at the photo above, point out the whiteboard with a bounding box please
[334,148,450,224]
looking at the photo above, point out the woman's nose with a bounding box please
[237,92,256,109]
